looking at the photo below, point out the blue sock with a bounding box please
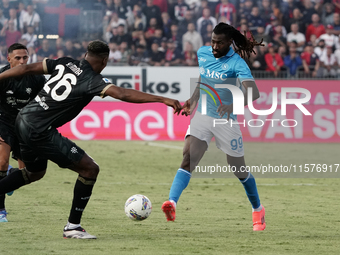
[169,168,191,204]
[240,173,261,209]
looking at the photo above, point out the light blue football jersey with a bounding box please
[197,46,254,120]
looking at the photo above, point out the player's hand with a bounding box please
[163,98,182,115]
[217,104,233,120]
[181,99,197,116]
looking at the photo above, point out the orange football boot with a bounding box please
[252,205,266,231]
[161,201,176,221]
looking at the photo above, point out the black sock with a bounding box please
[0,171,7,210]
[0,168,30,195]
[68,176,96,224]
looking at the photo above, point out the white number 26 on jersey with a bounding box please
[43,65,77,101]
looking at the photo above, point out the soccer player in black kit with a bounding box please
[0,40,182,238]
[0,43,45,222]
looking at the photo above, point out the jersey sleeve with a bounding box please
[234,58,254,83]
[89,74,114,98]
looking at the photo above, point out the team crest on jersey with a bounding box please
[199,67,205,75]
[26,88,32,94]
[221,63,229,70]
[102,77,112,84]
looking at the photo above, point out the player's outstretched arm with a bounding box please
[0,62,45,81]
[181,87,199,116]
[104,85,182,114]
[182,76,201,116]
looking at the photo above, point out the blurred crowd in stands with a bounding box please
[0,0,340,78]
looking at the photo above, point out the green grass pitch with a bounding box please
[2,141,340,255]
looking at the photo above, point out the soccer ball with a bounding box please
[124,194,152,221]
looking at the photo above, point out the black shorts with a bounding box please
[15,116,85,172]
[0,119,22,160]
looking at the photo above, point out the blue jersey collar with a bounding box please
[226,46,235,57]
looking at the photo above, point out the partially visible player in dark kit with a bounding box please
[0,43,45,222]
[0,40,182,238]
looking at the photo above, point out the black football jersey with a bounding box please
[19,57,113,132]
[0,64,45,126]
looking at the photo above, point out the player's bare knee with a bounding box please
[90,163,100,177]
[0,159,9,171]
[83,163,99,179]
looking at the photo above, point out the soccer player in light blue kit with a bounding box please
[162,23,266,231]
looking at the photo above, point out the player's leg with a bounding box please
[0,127,24,222]
[0,117,48,222]
[0,139,11,222]
[0,116,47,195]
[162,135,208,221]
[17,118,96,239]
[6,164,14,196]
[0,153,46,222]
[170,135,207,200]
[7,158,29,194]
[5,143,28,197]
[162,112,213,221]
[214,122,265,231]
[36,129,98,239]
[0,138,11,171]
[62,153,98,239]
[162,134,208,221]
[227,155,261,209]
[227,155,265,231]
[0,142,46,196]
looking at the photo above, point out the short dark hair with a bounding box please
[8,43,27,54]
[87,40,109,59]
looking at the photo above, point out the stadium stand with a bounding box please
[0,0,338,79]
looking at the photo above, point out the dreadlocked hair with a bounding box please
[213,22,264,59]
